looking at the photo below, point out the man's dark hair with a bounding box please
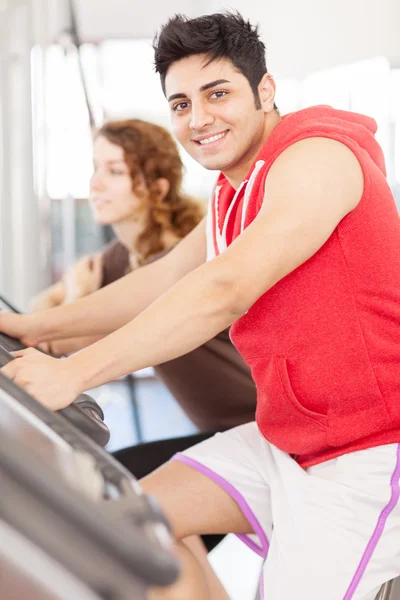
[153,12,275,110]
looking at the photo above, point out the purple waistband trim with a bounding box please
[342,443,400,599]
[173,453,270,558]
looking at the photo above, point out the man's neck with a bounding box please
[224,110,282,190]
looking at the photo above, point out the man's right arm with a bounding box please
[0,217,207,345]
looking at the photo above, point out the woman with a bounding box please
[32,119,204,311]
[31,121,257,551]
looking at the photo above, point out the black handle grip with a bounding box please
[0,346,110,446]
[59,396,110,447]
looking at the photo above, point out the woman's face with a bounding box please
[89,136,147,225]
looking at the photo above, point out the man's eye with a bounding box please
[110,170,124,175]
[173,102,190,112]
[210,90,227,99]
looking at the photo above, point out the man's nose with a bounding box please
[190,102,215,131]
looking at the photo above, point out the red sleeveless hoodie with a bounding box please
[206,105,400,468]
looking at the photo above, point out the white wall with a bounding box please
[211,0,400,78]
[48,0,214,43]
[0,0,51,308]
[51,0,400,80]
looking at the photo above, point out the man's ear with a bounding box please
[258,73,276,113]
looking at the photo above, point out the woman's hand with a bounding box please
[63,254,103,303]
[0,312,43,347]
[1,348,83,410]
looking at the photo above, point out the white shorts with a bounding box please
[172,422,400,600]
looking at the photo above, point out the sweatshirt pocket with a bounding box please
[251,355,328,455]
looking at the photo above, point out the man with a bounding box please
[1,12,400,600]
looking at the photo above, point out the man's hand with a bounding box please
[63,254,103,303]
[1,348,82,410]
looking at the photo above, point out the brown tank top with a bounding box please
[101,239,257,430]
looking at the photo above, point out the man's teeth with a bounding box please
[199,132,226,145]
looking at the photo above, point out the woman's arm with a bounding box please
[31,255,107,354]
[30,253,103,312]
[50,335,104,356]
[0,218,207,345]
[63,254,103,303]
[29,281,66,312]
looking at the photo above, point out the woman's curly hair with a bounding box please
[96,119,205,263]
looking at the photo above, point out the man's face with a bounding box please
[165,55,267,186]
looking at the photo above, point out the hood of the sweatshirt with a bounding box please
[257,104,386,177]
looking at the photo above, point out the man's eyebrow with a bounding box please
[167,92,187,103]
[167,79,231,103]
[200,79,230,92]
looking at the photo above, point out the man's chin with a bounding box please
[196,156,231,172]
